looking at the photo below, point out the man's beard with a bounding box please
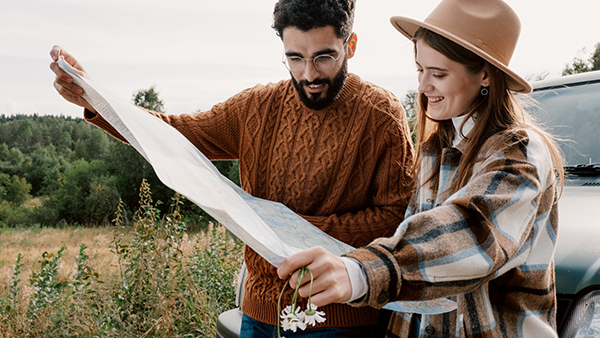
[291,58,348,111]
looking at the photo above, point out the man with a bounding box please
[50,0,414,336]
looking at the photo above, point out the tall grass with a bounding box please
[0,179,243,337]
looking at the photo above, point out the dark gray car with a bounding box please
[529,70,600,337]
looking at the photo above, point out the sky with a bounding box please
[1,0,599,118]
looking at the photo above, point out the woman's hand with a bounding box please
[49,45,96,113]
[277,246,352,307]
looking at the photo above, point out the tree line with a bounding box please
[0,90,239,228]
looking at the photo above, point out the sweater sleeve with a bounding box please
[345,130,557,308]
[301,103,416,249]
[83,86,261,160]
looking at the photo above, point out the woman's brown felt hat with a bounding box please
[391,0,532,93]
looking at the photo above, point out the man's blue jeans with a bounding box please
[240,314,379,338]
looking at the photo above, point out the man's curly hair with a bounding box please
[272,0,356,40]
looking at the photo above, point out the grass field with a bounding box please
[0,226,128,292]
[0,226,210,299]
[0,188,244,337]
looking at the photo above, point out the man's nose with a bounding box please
[302,60,320,83]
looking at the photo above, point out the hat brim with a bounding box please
[390,16,532,94]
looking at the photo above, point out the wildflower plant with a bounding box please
[110,179,188,330]
[277,267,326,337]
[8,253,24,311]
[0,253,24,324]
[27,245,67,320]
[72,243,100,294]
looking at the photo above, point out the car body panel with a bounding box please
[554,177,600,295]
[217,309,242,338]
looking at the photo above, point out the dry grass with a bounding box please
[0,227,118,291]
[0,187,243,336]
[0,226,202,294]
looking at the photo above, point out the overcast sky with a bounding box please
[1,0,599,118]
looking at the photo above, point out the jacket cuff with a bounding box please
[344,240,402,309]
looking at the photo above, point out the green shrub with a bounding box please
[0,174,32,206]
[0,201,34,228]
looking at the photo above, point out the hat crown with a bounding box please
[424,0,520,67]
[390,0,532,93]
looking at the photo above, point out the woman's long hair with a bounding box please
[412,28,564,195]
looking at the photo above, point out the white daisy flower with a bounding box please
[304,303,326,326]
[280,305,307,332]
[277,267,324,337]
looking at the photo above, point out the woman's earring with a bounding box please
[481,86,489,96]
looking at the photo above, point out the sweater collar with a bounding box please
[335,73,360,104]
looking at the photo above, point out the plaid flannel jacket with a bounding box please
[346,128,559,338]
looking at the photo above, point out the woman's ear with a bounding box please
[481,68,490,87]
[347,33,357,59]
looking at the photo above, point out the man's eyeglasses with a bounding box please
[282,34,351,73]
[282,53,344,73]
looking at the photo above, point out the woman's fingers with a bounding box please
[278,246,327,279]
[278,246,353,307]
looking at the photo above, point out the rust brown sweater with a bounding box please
[85,73,415,328]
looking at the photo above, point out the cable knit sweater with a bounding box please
[85,73,415,328]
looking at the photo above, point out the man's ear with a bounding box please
[347,33,357,59]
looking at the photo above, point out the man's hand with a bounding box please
[49,45,96,113]
[277,246,352,307]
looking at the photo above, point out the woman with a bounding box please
[277,0,564,337]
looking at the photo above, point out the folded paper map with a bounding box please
[58,58,456,315]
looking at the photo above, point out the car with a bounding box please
[216,263,246,338]
[529,70,600,337]
[216,70,600,338]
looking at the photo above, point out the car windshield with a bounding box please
[528,81,600,166]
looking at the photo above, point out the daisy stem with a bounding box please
[291,267,305,314]
[306,268,314,311]
[277,279,288,338]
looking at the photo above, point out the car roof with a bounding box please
[531,70,600,91]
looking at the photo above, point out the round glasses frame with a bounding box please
[282,36,350,73]
[283,53,343,73]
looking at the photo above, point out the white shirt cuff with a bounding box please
[340,256,368,303]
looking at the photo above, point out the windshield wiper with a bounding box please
[564,164,600,177]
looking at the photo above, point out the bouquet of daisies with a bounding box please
[278,267,326,336]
